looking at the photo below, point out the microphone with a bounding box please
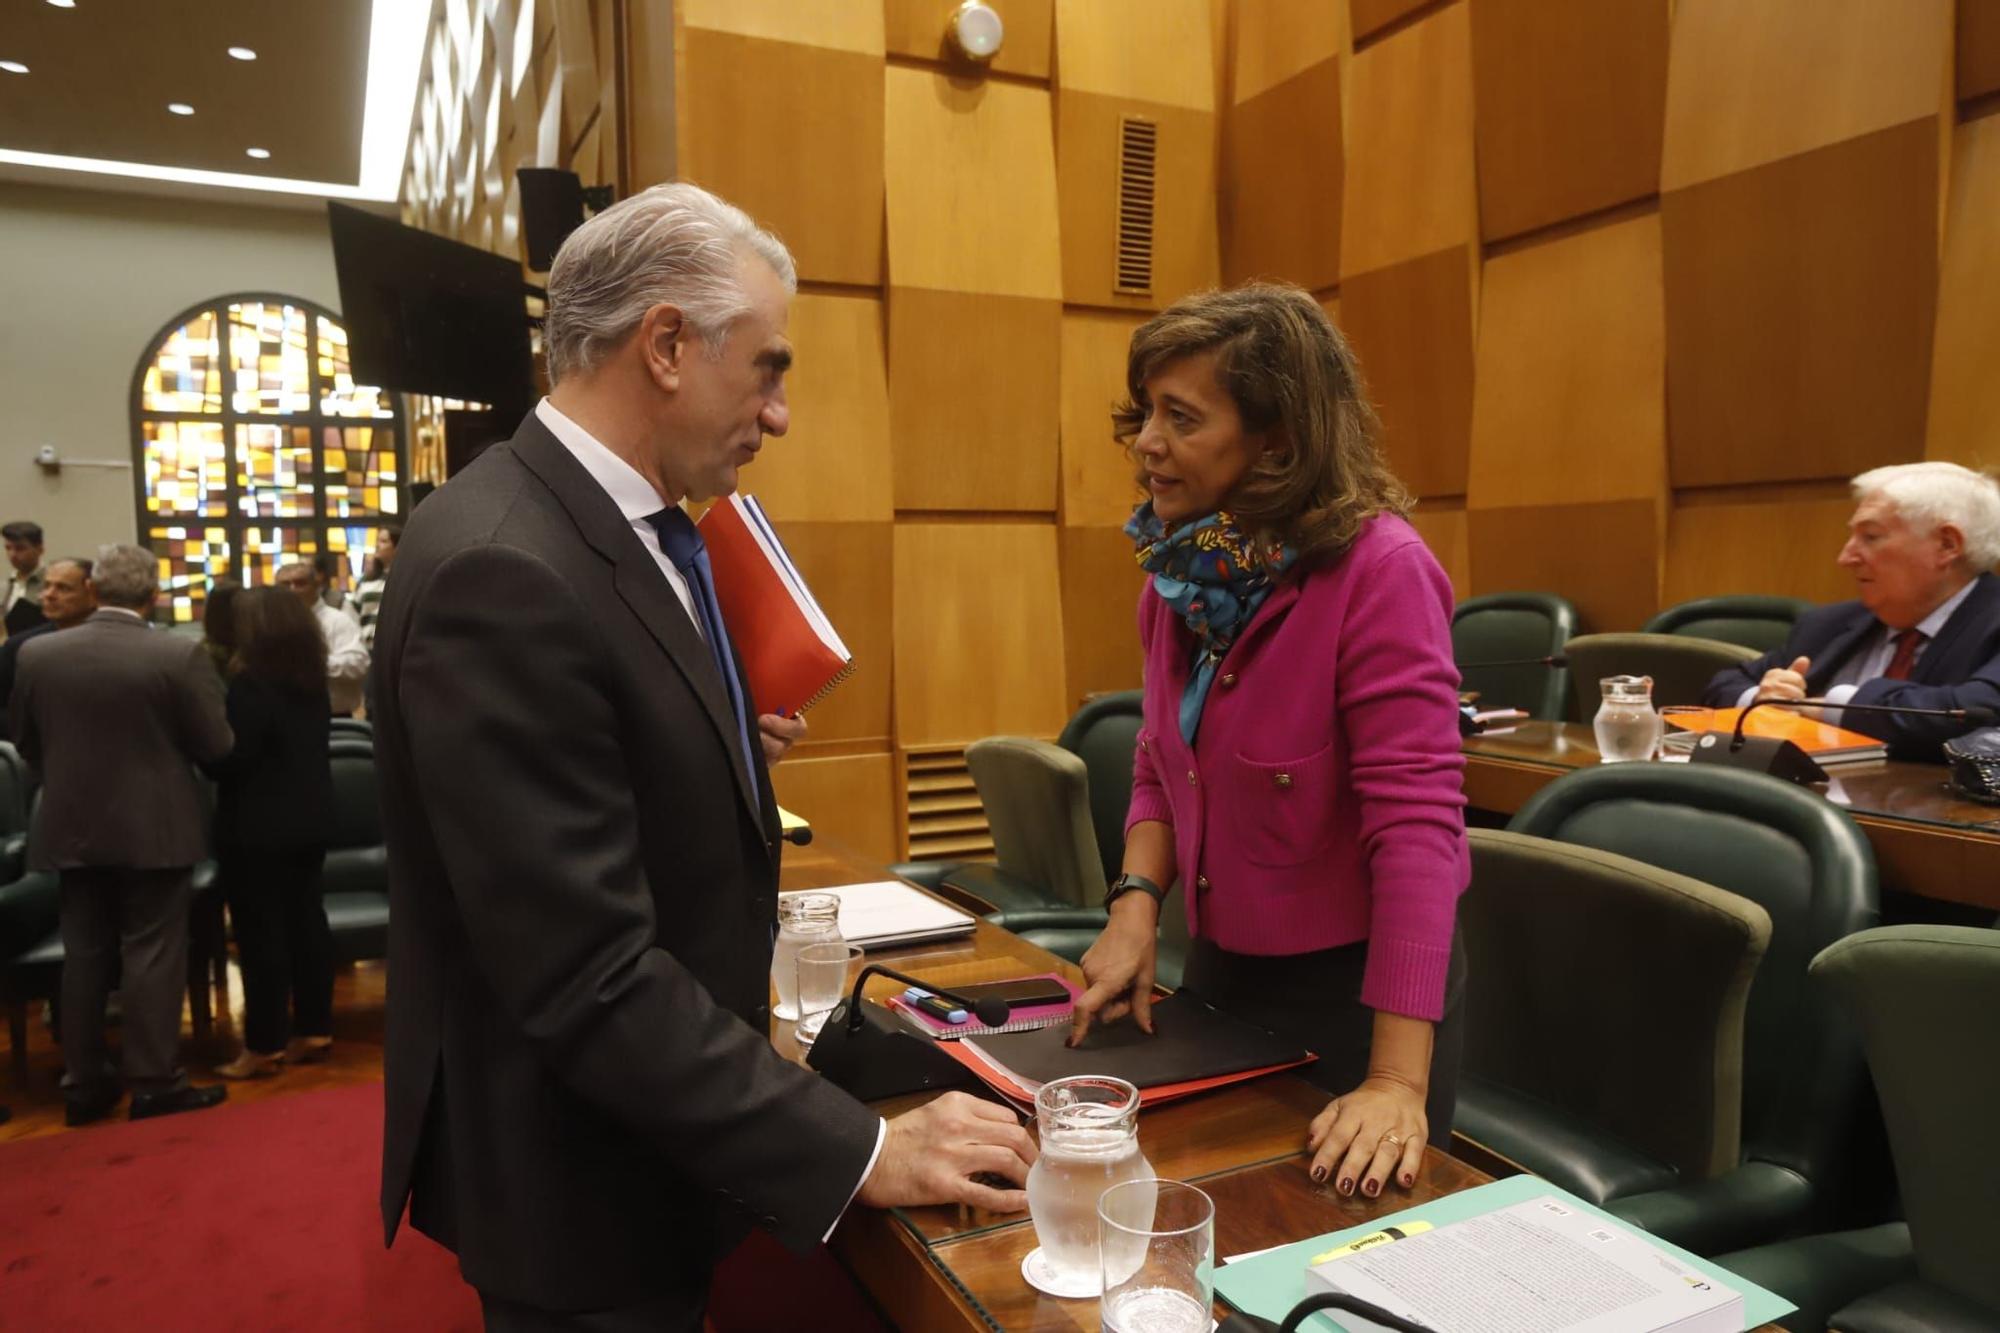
[836,964,1012,1034]
[1690,697,2000,785]
[803,965,1009,1101]
[1219,1291,1435,1333]
[1728,697,1997,748]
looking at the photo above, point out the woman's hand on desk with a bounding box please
[1307,1076,1428,1200]
[1068,896,1161,1044]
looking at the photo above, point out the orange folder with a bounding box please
[1682,707,1888,762]
[696,494,854,716]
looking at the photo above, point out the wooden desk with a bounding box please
[1465,721,2000,913]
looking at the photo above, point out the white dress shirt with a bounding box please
[1736,578,1979,724]
[314,599,370,715]
[534,397,885,1231]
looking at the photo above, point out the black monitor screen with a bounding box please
[327,202,534,413]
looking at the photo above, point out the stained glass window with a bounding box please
[132,296,405,622]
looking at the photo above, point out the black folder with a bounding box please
[963,991,1311,1091]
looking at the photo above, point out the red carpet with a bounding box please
[0,1082,480,1332]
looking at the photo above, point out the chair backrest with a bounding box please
[1055,690,1144,888]
[965,737,1106,908]
[1643,596,1814,654]
[327,741,383,852]
[1812,926,2000,1312]
[1463,829,1771,1183]
[328,717,374,742]
[1510,764,1877,1200]
[1564,632,1759,717]
[1452,592,1579,721]
[0,740,27,839]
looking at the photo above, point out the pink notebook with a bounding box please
[881,973,1078,1041]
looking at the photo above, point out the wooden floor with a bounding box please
[1,959,388,1144]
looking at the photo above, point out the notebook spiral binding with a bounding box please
[797,657,856,714]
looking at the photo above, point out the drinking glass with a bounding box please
[1098,1179,1215,1333]
[1658,705,1713,760]
[772,892,842,1020]
[794,942,864,1048]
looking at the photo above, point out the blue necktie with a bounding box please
[647,507,759,792]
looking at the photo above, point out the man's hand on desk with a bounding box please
[1753,656,1813,704]
[759,712,807,765]
[857,1091,1036,1214]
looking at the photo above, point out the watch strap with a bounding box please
[1105,872,1167,909]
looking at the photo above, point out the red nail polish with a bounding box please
[1364,1180,1379,1197]
[1339,1177,1353,1195]
[1402,1173,1414,1188]
[1311,1165,1327,1183]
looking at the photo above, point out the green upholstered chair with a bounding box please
[328,717,374,743]
[1563,632,1760,717]
[1497,763,1880,1255]
[1452,592,1579,722]
[1056,690,1144,886]
[0,741,29,884]
[1644,596,1815,655]
[0,861,59,1087]
[323,738,389,964]
[1717,926,2000,1332]
[1455,829,1771,1207]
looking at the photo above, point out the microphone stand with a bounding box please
[1693,697,1997,785]
[804,965,1013,1101]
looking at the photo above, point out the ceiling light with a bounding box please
[47,0,77,8]
[246,148,271,159]
[228,46,256,61]
[0,61,28,75]
[167,102,195,115]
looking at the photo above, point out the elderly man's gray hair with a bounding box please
[542,182,797,384]
[91,543,158,609]
[1852,462,2000,571]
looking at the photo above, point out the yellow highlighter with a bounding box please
[1309,1220,1433,1264]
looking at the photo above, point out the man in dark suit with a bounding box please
[1704,462,2000,759]
[2,520,48,638]
[0,557,95,736]
[9,544,234,1124]
[374,183,1034,1330]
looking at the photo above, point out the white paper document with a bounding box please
[780,880,976,949]
[1305,1194,1743,1333]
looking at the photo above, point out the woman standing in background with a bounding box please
[352,526,399,649]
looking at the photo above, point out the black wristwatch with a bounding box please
[1104,872,1167,910]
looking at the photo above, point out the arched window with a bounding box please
[130,294,405,623]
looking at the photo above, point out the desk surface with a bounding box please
[1465,720,2000,912]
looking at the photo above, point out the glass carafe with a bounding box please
[1025,1075,1155,1296]
[771,892,842,1020]
[1594,674,1663,763]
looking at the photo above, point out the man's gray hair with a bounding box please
[1852,461,2000,570]
[91,543,158,609]
[542,182,797,384]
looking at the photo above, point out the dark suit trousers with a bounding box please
[224,847,334,1055]
[57,867,194,1094]
[478,1290,705,1332]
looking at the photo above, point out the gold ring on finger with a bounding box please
[1381,1133,1404,1147]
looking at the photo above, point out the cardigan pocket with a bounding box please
[1225,742,1337,868]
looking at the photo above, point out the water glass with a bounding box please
[1098,1179,1214,1333]
[794,942,864,1048]
[1658,705,1713,760]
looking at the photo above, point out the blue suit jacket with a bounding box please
[1701,572,2000,760]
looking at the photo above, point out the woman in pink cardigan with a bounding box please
[1070,283,1469,1203]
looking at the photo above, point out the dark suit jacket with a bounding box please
[0,619,56,738]
[9,610,233,869]
[1701,572,2000,760]
[202,674,333,854]
[4,593,46,638]
[373,412,880,1312]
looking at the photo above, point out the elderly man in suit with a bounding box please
[0,557,96,734]
[373,182,1035,1331]
[1703,462,2000,759]
[9,544,234,1124]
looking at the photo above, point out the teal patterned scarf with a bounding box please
[1126,503,1296,743]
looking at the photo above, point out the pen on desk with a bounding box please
[1310,1221,1433,1264]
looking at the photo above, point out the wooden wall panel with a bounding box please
[1060,526,1147,710]
[625,0,677,186]
[1470,0,1668,243]
[1661,121,1939,489]
[760,522,895,745]
[1408,504,1470,600]
[1470,500,1662,632]
[770,751,900,865]
[678,0,885,53]
[1661,0,1953,190]
[1054,0,1214,109]
[888,290,1060,512]
[748,293,893,524]
[1340,1,1477,278]
[1230,0,1347,106]
[1664,499,1860,608]
[884,0,1054,80]
[892,523,1071,746]
[1467,214,1666,510]
[1057,96,1220,309]
[675,28,885,286]
[1060,310,1145,527]
[1963,0,2000,102]
[883,68,1063,299]
[1222,56,1342,289]
[1339,246,1476,500]
[1926,113,2000,468]
[1352,0,1435,46]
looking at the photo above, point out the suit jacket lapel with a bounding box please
[509,417,766,834]
[1913,573,1997,685]
[1808,610,1882,694]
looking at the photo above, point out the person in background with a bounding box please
[1069,283,1469,1204]
[1702,462,2000,760]
[206,587,336,1080]
[312,551,360,623]
[200,579,243,681]
[9,544,234,1124]
[352,526,400,649]
[0,558,95,733]
[275,561,369,716]
[3,520,48,638]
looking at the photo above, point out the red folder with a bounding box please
[696,494,854,716]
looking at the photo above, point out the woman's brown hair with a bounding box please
[231,586,329,701]
[1112,282,1411,568]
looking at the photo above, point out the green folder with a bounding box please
[1212,1173,1796,1330]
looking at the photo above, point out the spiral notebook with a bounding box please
[881,973,1079,1040]
[697,493,854,716]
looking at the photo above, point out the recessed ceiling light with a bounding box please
[245,147,271,160]
[228,46,256,61]
[167,102,195,115]
[0,61,28,75]
[47,0,77,8]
